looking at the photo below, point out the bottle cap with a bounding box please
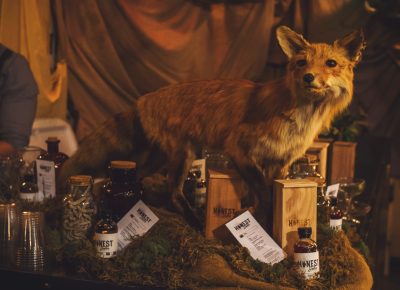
[46,137,60,143]
[110,160,136,169]
[298,227,312,238]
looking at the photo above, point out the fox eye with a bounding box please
[296,59,307,67]
[326,59,337,67]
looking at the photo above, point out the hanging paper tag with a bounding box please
[325,183,340,198]
[225,211,286,265]
[36,159,56,200]
[117,200,159,250]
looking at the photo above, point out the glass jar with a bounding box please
[62,175,96,243]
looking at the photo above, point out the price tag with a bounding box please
[36,159,56,200]
[225,211,286,265]
[325,183,340,198]
[117,200,159,250]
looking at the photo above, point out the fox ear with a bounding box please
[334,29,366,64]
[276,26,310,58]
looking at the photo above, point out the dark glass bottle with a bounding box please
[19,174,39,201]
[93,207,118,259]
[38,137,69,174]
[329,197,343,231]
[103,161,141,221]
[293,227,319,279]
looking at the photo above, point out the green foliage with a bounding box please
[319,108,369,142]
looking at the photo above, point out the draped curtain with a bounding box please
[0,0,67,119]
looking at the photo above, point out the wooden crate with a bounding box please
[273,179,317,257]
[306,139,331,179]
[328,141,357,184]
[205,169,246,239]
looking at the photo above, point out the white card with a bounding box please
[325,183,340,198]
[117,200,159,250]
[36,159,56,200]
[225,211,286,265]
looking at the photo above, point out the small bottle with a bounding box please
[19,174,39,201]
[93,209,118,259]
[36,137,69,198]
[329,196,343,231]
[103,161,141,221]
[293,227,319,280]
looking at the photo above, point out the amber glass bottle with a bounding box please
[93,207,118,258]
[329,197,343,231]
[38,137,69,173]
[293,227,319,279]
[102,161,141,221]
[19,174,39,201]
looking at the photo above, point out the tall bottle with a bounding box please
[102,161,141,221]
[293,227,319,280]
[329,196,343,231]
[36,137,69,199]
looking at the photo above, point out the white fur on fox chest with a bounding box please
[250,107,326,167]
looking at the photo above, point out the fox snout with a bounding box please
[303,73,314,84]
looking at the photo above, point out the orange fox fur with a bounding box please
[59,26,365,226]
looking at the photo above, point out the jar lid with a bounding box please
[69,175,93,185]
[298,227,312,237]
[110,160,136,169]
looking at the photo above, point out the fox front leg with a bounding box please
[227,150,272,229]
[167,147,203,228]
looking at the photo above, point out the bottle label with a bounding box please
[93,233,118,258]
[329,218,342,231]
[36,159,56,200]
[293,251,319,279]
[19,192,38,201]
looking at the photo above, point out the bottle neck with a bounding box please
[47,141,59,154]
[110,168,136,185]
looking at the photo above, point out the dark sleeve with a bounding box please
[0,53,38,149]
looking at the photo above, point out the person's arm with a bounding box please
[0,53,38,154]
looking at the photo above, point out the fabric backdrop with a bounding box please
[54,0,400,176]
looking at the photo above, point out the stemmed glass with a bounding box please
[337,177,366,224]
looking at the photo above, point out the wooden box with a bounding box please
[205,169,246,238]
[328,141,357,184]
[306,140,331,179]
[273,179,317,256]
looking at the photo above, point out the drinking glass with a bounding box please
[337,177,366,224]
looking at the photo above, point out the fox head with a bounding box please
[276,26,365,104]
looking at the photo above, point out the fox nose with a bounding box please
[303,73,314,84]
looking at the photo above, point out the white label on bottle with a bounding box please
[93,233,118,258]
[36,159,56,200]
[117,200,159,250]
[19,192,38,201]
[190,159,206,180]
[329,218,342,231]
[293,251,320,279]
[325,183,340,198]
[225,210,286,265]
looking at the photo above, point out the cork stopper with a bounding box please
[110,160,136,169]
[69,175,93,185]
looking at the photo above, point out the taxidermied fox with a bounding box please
[59,26,365,227]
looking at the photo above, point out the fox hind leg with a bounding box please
[167,145,203,228]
